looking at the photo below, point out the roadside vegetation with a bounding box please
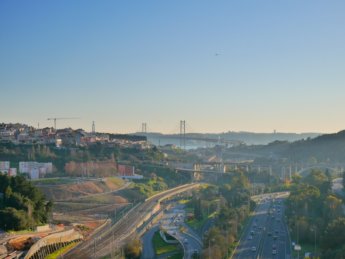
[184,186,219,232]
[196,173,254,258]
[124,238,142,259]
[286,169,345,258]
[45,242,79,259]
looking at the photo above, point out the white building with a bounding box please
[0,130,16,141]
[29,169,39,179]
[19,161,53,179]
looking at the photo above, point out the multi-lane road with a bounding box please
[232,192,291,259]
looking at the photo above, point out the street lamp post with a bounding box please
[208,238,215,258]
[312,227,316,257]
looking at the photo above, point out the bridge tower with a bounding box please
[142,123,147,133]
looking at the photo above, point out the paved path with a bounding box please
[141,226,159,259]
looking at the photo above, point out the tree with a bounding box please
[124,238,142,259]
[0,207,33,231]
[323,195,343,221]
[303,170,330,194]
[231,172,250,189]
[291,174,302,185]
[322,218,345,250]
[0,175,51,230]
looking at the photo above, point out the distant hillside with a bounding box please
[229,130,345,163]
[135,131,320,146]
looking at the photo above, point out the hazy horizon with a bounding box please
[1,1,345,133]
[0,120,329,136]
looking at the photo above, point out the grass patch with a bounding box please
[106,177,125,186]
[178,199,190,205]
[152,231,181,256]
[186,212,216,231]
[32,177,77,185]
[164,232,176,241]
[45,242,78,259]
[77,193,122,204]
[7,229,35,235]
[186,217,207,230]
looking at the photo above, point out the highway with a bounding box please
[141,203,202,259]
[232,192,291,259]
[65,183,200,259]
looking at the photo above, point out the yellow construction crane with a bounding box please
[47,117,80,130]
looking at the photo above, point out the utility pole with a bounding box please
[312,227,316,257]
[93,238,96,259]
[179,120,186,149]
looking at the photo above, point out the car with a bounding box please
[267,232,272,236]
[251,246,256,252]
[248,235,253,240]
[184,238,188,244]
[272,249,277,255]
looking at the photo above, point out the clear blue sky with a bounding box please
[1,1,345,133]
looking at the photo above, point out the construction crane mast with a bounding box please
[47,117,79,130]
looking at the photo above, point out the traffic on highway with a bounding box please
[232,192,291,259]
[141,202,202,259]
